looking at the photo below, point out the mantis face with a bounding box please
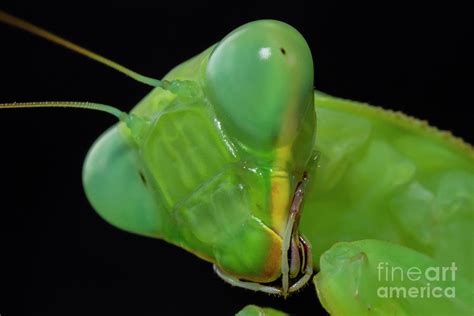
[93,20,318,295]
[0,12,318,297]
[202,20,317,295]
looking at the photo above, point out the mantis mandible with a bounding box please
[1,10,472,315]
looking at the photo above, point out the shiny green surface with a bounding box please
[205,20,314,151]
[315,240,473,315]
[82,20,317,283]
[82,81,282,282]
[302,93,474,283]
[139,86,280,279]
[83,125,167,238]
[2,11,473,315]
[80,18,473,312]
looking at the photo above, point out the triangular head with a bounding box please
[83,20,317,296]
[0,13,317,297]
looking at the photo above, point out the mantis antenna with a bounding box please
[0,10,162,87]
[0,101,127,120]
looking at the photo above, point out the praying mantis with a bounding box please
[1,8,472,314]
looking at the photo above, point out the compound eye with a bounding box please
[204,20,314,152]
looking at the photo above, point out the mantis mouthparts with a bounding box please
[280,174,313,297]
[213,173,314,297]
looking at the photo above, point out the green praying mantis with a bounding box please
[1,11,473,315]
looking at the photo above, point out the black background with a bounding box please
[0,5,472,316]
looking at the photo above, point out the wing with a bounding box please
[302,92,474,281]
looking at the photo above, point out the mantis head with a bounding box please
[0,12,318,298]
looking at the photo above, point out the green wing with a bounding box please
[315,240,474,316]
[302,93,474,281]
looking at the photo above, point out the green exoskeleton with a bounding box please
[305,92,474,275]
[315,240,473,315]
[84,19,317,296]
[1,11,473,315]
[0,12,316,297]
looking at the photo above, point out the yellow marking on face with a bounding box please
[216,225,283,283]
[261,232,283,282]
[270,95,301,235]
[270,146,292,234]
